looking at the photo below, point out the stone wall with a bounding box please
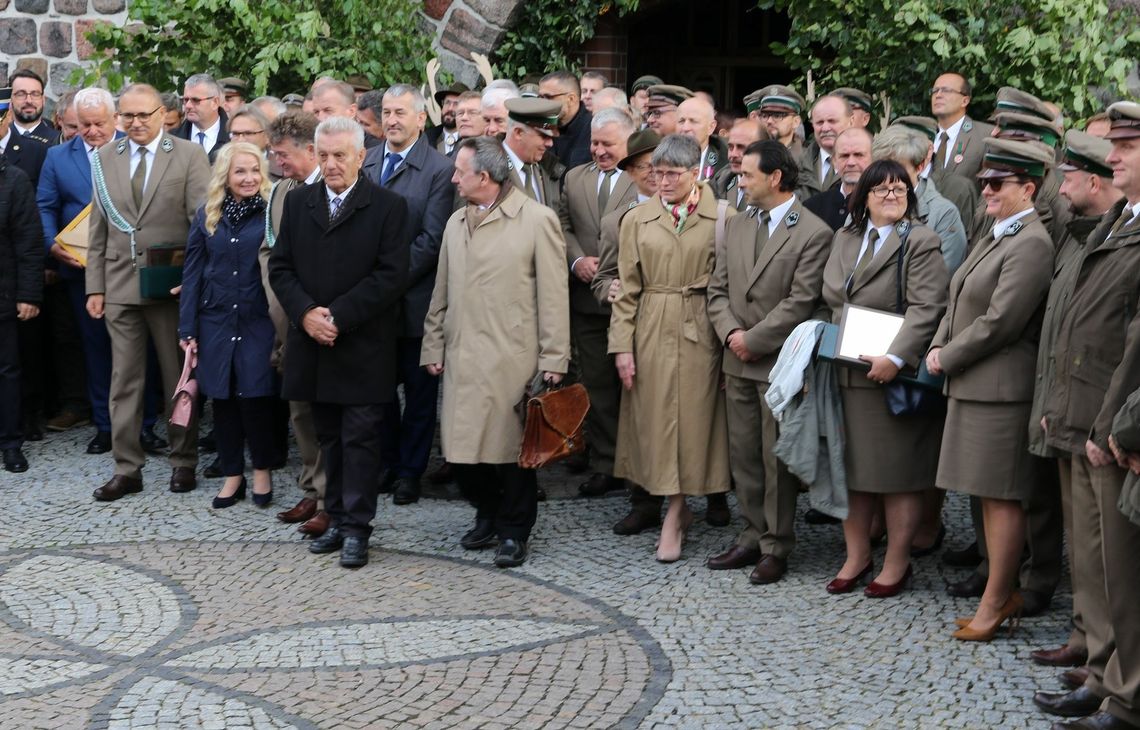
[0,0,127,99]
[419,0,526,86]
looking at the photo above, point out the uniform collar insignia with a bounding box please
[896,220,911,236]
[963,119,973,133]
[116,139,128,154]
[1007,220,1024,235]
[727,175,737,189]
[628,201,638,210]
[707,151,718,165]
[785,211,799,226]
[28,133,51,145]
[160,137,174,152]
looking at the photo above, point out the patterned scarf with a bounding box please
[663,185,700,233]
[222,192,266,227]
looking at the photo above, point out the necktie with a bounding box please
[380,152,401,185]
[196,131,207,149]
[848,229,879,293]
[329,195,343,219]
[934,131,949,169]
[821,155,831,184]
[1108,204,1137,240]
[597,169,616,213]
[524,164,542,204]
[132,148,147,208]
[754,210,772,261]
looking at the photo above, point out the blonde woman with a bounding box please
[178,142,277,509]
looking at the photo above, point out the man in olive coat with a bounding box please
[269,116,410,568]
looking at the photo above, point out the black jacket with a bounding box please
[0,159,44,320]
[552,105,593,170]
[172,109,231,159]
[3,133,48,188]
[268,177,410,404]
[804,182,849,232]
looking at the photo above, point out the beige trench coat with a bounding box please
[420,186,570,464]
[608,184,732,495]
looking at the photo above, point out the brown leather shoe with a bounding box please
[1032,644,1090,667]
[749,554,787,585]
[612,509,662,536]
[169,466,197,493]
[93,475,143,502]
[299,510,330,537]
[1051,710,1140,729]
[1060,667,1091,690]
[277,497,318,524]
[707,544,762,570]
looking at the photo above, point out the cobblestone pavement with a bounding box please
[3,425,1073,729]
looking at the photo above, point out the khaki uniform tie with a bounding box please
[131,148,147,209]
[934,131,949,170]
[1108,205,1137,240]
[848,229,879,293]
[754,210,772,261]
[524,164,542,204]
[597,169,615,213]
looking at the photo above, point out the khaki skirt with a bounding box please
[937,398,1034,501]
[840,386,944,494]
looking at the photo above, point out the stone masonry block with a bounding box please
[40,21,74,57]
[463,0,523,28]
[54,0,87,14]
[15,0,50,12]
[92,0,124,12]
[49,61,81,95]
[440,8,503,57]
[0,19,38,55]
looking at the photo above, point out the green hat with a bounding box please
[631,75,664,93]
[505,98,562,137]
[833,86,873,113]
[1105,101,1140,140]
[519,83,540,99]
[993,110,1063,148]
[282,93,305,107]
[1058,129,1114,177]
[218,77,249,96]
[743,91,762,114]
[646,84,693,110]
[345,75,373,93]
[759,85,805,116]
[892,115,938,142]
[433,82,469,106]
[992,86,1053,122]
[617,129,662,170]
[978,137,1055,179]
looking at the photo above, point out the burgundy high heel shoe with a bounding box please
[863,564,913,598]
[826,561,874,594]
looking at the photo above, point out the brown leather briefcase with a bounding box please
[518,382,590,469]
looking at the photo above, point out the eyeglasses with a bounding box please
[981,178,1026,191]
[629,162,654,174]
[538,92,570,100]
[646,108,675,119]
[869,185,909,199]
[655,169,694,183]
[119,106,162,123]
[759,111,794,120]
[12,90,44,101]
[230,129,265,138]
[930,87,966,97]
[181,96,215,105]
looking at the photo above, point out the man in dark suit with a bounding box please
[269,116,410,568]
[1,104,48,188]
[360,84,454,506]
[6,70,56,144]
[171,73,230,159]
[541,71,592,169]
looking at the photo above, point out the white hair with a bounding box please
[482,87,519,111]
[184,73,222,99]
[73,87,116,115]
[591,106,636,135]
[315,115,365,151]
[486,79,520,94]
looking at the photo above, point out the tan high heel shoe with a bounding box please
[656,510,693,563]
[952,592,1024,642]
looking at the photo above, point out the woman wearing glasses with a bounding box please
[821,159,949,597]
[926,139,1054,640]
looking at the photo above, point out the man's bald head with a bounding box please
[121,83,164,109]
[676,96,717,149]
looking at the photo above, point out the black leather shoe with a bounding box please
[804,507,841,525]
[339,536,369,568]
[1034,686,1106,718]
[3,448,29,473]
[578,473,624,497]
[211,477,247,509]
[705,493,731,527]
[612,509,662,535]
[199,429,217,452]
[494,538,528,568]
[461,519,497,550]
[139,426,168,455]
[1051,711,1140,729]
[378,469,398,494]
[1021,589,1053,618]
[203,456,223,479]
[86,431,112,454]
[308,526,344,554]
[22,418,43,442]
[392,477,421,505]
[942,540,982,568]
[946,571,987,598]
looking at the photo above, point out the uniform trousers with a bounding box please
[453,463,538,541]
[311,402,383,538]
[0,319,21,449]
[571,311,621,475]
[1057,457,1087,652]
[726,375,797,558]
[289,399,325,507]
[380,336,439,479]
[103,301,198,479]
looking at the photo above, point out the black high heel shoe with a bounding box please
[252,477,273,508]
[212,477,247,509]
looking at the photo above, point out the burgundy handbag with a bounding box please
[169,348,198,428]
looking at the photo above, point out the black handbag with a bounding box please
[884,226,944,417]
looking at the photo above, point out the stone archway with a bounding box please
[420,0,528,85]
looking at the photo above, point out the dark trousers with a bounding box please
[380,336,439,479]
[46,280,87,417]
[17,311,46,427]
[453,462,538,541]
[213,394,278,476]
[312,402,384,538]
[0,319,21,449]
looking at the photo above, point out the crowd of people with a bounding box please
[2,63,1140,729]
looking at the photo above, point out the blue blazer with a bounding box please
[36,132,124,280]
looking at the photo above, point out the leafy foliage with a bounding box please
[492,0,639,80]
[77,0,431,96]
[756,0,1140,119]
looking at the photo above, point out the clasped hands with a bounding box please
[303,306,338,347]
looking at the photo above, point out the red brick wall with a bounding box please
[577,14,627,88]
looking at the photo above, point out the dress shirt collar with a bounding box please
[191,117,221,149]
[129,135,161,159]
[992,207,1034,240]
[304,167,322,185]
[759,195,796,234]
[937,115,967,168]
[326,180,358,206]
[864,220,896,250]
